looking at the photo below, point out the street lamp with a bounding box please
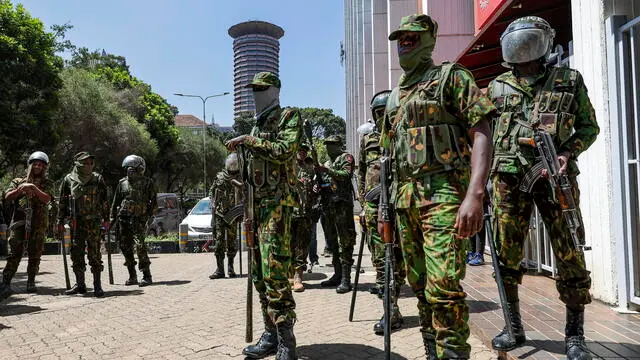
[174,91,230,196]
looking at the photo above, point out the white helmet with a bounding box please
[225,153,239,173]
[500,16,555,64]
[28,151,49,166]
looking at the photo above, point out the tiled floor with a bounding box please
[463,261,640,359]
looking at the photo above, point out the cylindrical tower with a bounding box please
[228,21,284,118]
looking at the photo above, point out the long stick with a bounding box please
[485,213,514,341]
[60,226,71,290]
[383,242,393,360]
[349,231,366,321]
[107,220,115,284]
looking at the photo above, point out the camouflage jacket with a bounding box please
[324,152,355,204]
[208,169,242,218]
[110,176,157,220]
[58,172,109,222]
[358,131,381,204]
[293,158,316,218]
[380,63,495,208]
[244,105,302,207]
[7,177,54,233]
[488,67,599,175]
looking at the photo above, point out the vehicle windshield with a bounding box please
[190,199,211,215]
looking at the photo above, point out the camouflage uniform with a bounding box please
[58,152,109,296]
[319,135,357,294]
[291,155,315,273]
[381,14,496,359]
[209,169,241,258]
[2,168,53,293]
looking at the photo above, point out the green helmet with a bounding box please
[501,16,555,64]
[370,90,391,126]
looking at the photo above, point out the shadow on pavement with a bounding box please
[513,340,640,359]
[32,285,76,296]
[468,299,500,313]
[297,343,408,359]
[0,324,12,331]
[103,289,144,297]
[0,304,44,316]
[152,280,191,286]
[302,272,327,281]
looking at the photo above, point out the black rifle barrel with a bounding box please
[349,231,366,322]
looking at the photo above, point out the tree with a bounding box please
[50,68,158,187]
[0,1,64,173]
[233,111,256,136]
[295,107,346,138]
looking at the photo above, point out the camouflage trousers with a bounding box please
[491,173,592,306]
[251,200,296,325]
[291,216,312,271]
[363,201,405,292]
[396,203,470,359]
[118,217,151,271]
[323,201,356,266]
[212,216,238,257]
[3,225,45,279]
[70,217,103,273]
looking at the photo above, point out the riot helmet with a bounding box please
[370,90,392,128]
[122,155,146,176]
[225,152,239,173]
[27,151,49,166]
[500,16,555,65]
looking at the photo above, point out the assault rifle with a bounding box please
[379,155,394,360]
[517,129,590,253]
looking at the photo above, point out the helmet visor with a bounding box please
[501,28,551,64]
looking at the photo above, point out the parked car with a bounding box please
[179,197,213,241]
[147,193,182,236]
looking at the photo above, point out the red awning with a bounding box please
[456,0,572,87]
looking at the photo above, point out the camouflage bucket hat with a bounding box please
[389,14,437,40]
[245,71,281,89]
[324,135,343,144]
[74,151,95,161]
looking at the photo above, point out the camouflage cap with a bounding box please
[245,71,281,89]
[324,135,343,144]
[388,14,437,40]
[73,151,95,161]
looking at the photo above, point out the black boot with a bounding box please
[320,261,342,287]
[0,273,14,300]
[209,255,225,279]
[565,305,592,360]
[93,272,104,297]
[422,333,437,360]
[139,269,152,287]
[275,319,297,360]
[335,263,352,294]
[242,314,278,359]
[125,265,138,285]
[26,272,37,293]
[227,256,236,278]
[65,271,87,295]
[491,300,526,350]
[373,306,404,335]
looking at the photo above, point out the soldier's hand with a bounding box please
[455,194,484,238]
[225,135,247,151]
[359,210,367,231]
[558,151,571,175]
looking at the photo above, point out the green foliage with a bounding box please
[0,1,64,173]
[50,68,158,186]
[145,233,178,243]
[233,111,256,136]
[295,107,346,138]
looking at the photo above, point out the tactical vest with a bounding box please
[66,173,105,218]
[362,132,382,195]
[386,63,470,182]
[248,107,297,200]
[293,161,314,218]
[490,67,578,172]
[326,153,354,204]
[118,177,154,218]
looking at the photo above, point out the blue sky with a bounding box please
[17,0,346,127]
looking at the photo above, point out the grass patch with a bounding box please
[145,233,178,243]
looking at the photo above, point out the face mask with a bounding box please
[326,145,342,159]
[75,161,94,175]
[397,32,436,71]
[253,86,280,115]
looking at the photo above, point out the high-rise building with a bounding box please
[228,21,284,118]
[344,0,474,157]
